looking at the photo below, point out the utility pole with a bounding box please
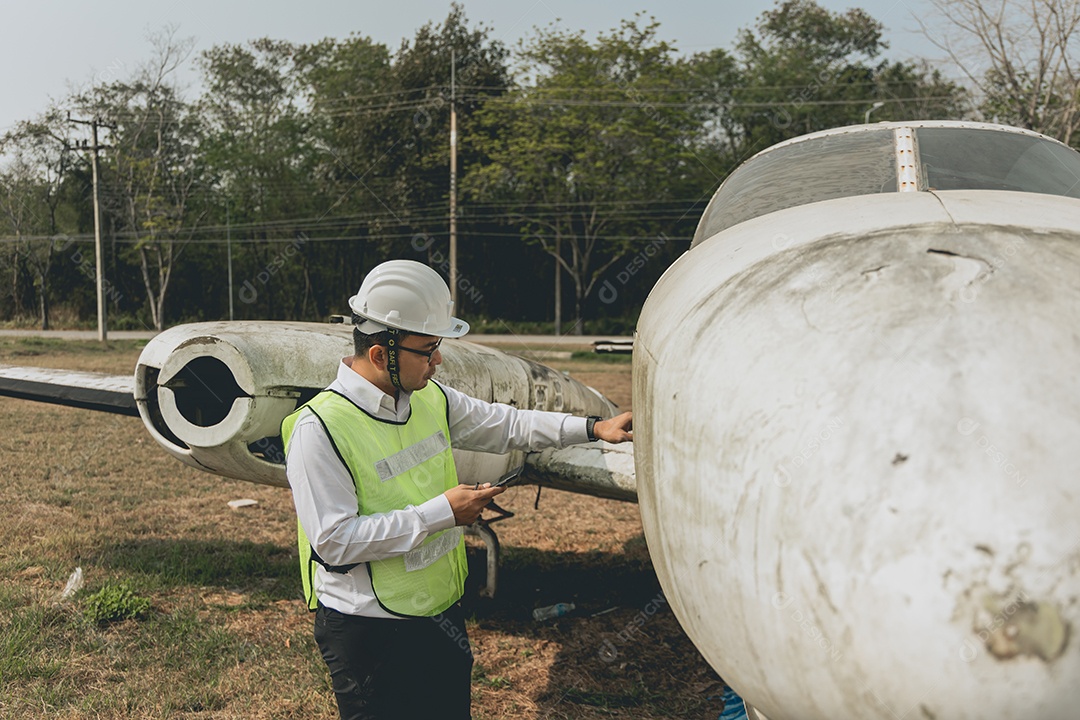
[69,115,113,342]
[449,49,458,304]
[554,235,562,335]
[226,201,234,321]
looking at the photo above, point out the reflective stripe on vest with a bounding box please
[281,382,466,617]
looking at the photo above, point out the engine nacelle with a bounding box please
[134,322,624,495]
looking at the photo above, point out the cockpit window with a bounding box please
[691,125,1080,248]
[917,128,1080,198]
[692,129,896,246]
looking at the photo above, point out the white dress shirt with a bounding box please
[286,357,590,618]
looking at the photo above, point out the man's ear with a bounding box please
[368,344,386,370]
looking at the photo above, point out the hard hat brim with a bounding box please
[348,293,470,338]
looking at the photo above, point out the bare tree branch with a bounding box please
[922,0,1080,141]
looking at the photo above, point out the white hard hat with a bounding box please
[348,259,469,338]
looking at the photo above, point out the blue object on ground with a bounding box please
[718,684,748,720]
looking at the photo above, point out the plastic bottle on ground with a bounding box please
[532,602,575,621]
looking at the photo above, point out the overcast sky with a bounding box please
[1,0,945,133]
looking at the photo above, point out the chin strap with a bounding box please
[385,329,404,390]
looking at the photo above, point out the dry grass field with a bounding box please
[0,336,726,719]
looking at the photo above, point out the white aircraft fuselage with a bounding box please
[634,122,1080,719]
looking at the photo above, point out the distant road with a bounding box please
[0,328,633,346]
[468,334,633,346]
[0,329,159,340]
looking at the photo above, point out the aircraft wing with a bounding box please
[0,326,636,502]
[0,363,137,416]
[522,441,636,502]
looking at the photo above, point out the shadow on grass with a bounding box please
[87,537,297,601]
[465,535,660,622]
[464,535,724,719]
[89,533,657,614]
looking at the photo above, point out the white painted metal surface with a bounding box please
[523,440,636,501]
[0,364,133,395]
[134,322,623,495]
[0,363,135,415]
[635,189,1080,718]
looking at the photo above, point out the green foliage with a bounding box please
[466,15,708,328]
[82,582,152,624]
[0,596,66,685]
[569,350,632,363]
[0,1,974,333]
[727,0,968,150]
[0,109,79,330]
[469,314,636,336]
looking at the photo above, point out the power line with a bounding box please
[0,230,686,245]
[475,94,960,109]
[14,79,963,128]
[455,80,965,94]
[0,201,703,244]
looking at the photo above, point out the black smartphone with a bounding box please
[492,464,524,487]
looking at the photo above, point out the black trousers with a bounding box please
[314,603,474,720]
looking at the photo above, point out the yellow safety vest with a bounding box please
[281,382,466,617]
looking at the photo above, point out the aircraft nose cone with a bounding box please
[634,221,1080,719]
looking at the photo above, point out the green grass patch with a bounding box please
[472,663,511,690]
[0,337,148,354]
[0,588,249,717]
[0,603,67,685]
[568,350,632,363]
[83,582,151,624]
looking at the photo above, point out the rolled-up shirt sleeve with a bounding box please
[439,381,591,451]
[285,411,457,568]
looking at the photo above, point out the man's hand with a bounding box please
[593,411,633,443]
[445,483,506,526]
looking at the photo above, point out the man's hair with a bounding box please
[353,326,413,358]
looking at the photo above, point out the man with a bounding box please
[283,259,633,719]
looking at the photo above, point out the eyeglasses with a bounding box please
[393,339,442,362]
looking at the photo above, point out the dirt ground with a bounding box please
[0,339,729,719]
[462,356,724,718]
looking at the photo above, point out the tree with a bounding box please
[294,33,394,310]
[199,37,325,319]
[467,16,706,332]
[728,0,968,151]
[921,0,1080,144]
[76,27,208,330]
[0,109,76,329]
[0,159,42,322]
[384,3,510,240]
[290,5,513,318]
